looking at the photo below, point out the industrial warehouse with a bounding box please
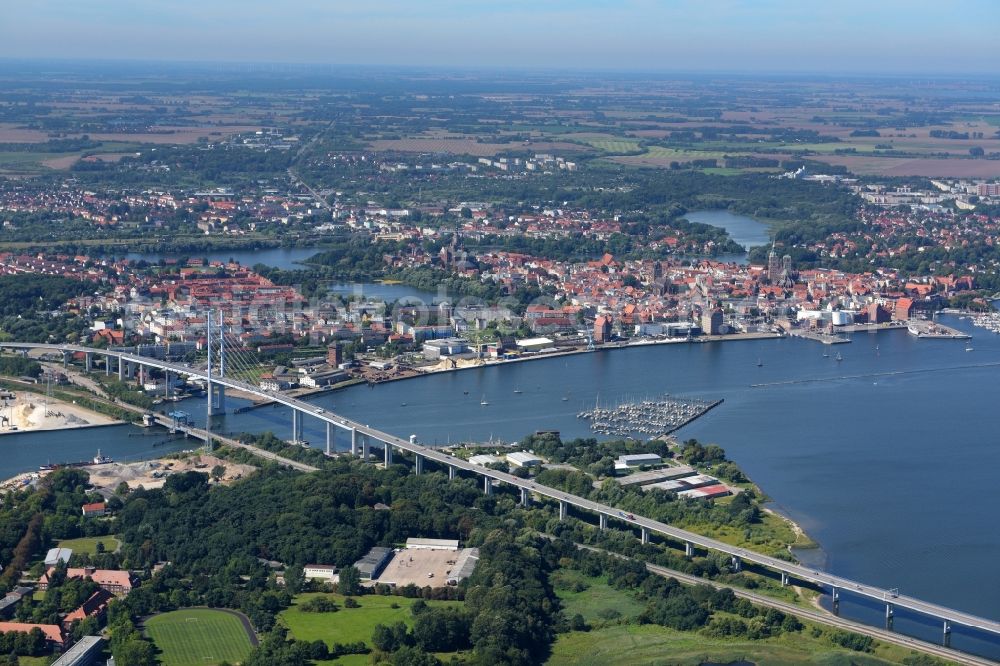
[356,538,480,588]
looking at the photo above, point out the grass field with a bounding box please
[553,569,645,624]
[588,139,642,153]
[564,134,642,153]
[58,536,120,555]
[281,593,463,648]
[16,657,51,666]
[546,623,925,666]
[611,146,742,168]
[145,608,253,666]
[0,151,79,171]
[368,136,583,156]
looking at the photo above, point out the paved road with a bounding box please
[6,342,999,644]
[286,121,333,211]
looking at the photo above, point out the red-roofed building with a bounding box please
[81,502,106,517]
[0,622,66,649]
[38,567,135,597]
[894,297,915,321]
[867,303,892,324]
[62,589,114,630]
[92,329,125,346]
[593,315,612,344]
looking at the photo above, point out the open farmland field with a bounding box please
[694,140,877,154]
[0,122,258,146]
[145,608,255,666]
[39,155,80,169]
[80,152,134,163]
[84,125,260,144]
[368,136,584,156]
[0,139,147,172]
[0,151,80,173]
[611,146,743,167]
[817,155,1000,178]
[0,124,57,143]
[563,134,642,153]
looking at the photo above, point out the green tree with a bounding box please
[390,646,441,666]
[338,566,361,596]
[114,638,157,666]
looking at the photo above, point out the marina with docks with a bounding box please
[577,395,723,438]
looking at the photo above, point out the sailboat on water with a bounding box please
[480,394,489,406]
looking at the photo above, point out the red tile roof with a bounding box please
[0,622,65,645]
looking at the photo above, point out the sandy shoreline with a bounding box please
[0,393,121,434]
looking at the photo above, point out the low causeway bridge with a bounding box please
[4,340,998,659]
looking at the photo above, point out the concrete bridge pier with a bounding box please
[62,350,70,368]
[641,527,650,545]
[84,352,93,372]
[520,487,529,506]
[124,361,135,380]
[448,465,456,480]
[362,435,370,460]
[325,422,333,456]
[105,355,111,376]
[780,572,790,586]
[483,477,493,495]
[943,621,952,647]
[118,358,125,381]
[384,443,393,466]
[414,454,424,475]
[731,555,742,573]
[599,513,608,530]
[350,428,357,456]
[209,383,225,415]
[684,541,694,558]
[885,603,894,631]
[291,409,302,443]
[831,587,840,615]
[558,500,567,521]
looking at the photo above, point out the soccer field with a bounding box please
[145,608,254,666]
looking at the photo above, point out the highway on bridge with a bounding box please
[6,342,1000,645]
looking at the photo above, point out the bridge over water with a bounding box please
[4,340,999,659]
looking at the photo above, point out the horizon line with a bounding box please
[0,57,997,81]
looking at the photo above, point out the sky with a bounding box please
[2,0,997,74]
